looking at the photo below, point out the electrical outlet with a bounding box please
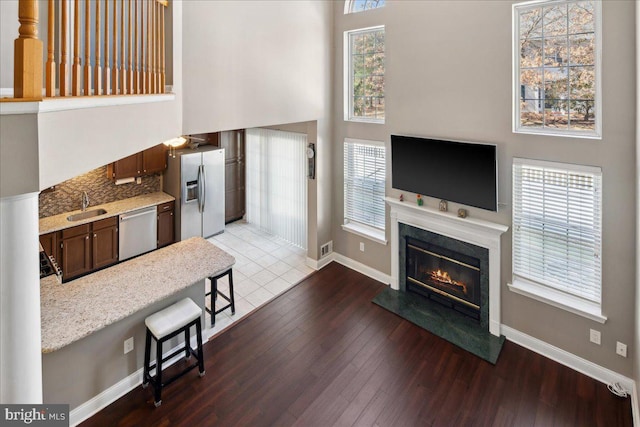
[589,329,601,345]
[124,337,134,354]
[136,177,142,184]
[616,342,627,358]
[359,242,365,252]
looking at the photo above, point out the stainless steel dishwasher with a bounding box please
[119,206,158,261]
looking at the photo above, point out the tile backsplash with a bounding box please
[39,166,161,218]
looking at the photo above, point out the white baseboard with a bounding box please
[332,252,391,285]
[501,325,636,413]
[69,335,200,426]
[634,381,640,427]
[306,254,333,271]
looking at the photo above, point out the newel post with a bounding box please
[14,0,43,99]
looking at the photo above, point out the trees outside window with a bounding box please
[514,0,600,137]
[345,26,385,123]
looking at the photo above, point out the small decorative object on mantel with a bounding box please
[457,208,468,218]
[399,194,404,202]
[417,194,423,206]
[439,200,448,212]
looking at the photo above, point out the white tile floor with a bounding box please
[204,220,315,338]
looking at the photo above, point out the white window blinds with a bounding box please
[512,158,602,303]
[245,128,308,249]
[344,139,386,231]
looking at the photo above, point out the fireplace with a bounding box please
[378,197,509,362]
[399,224,490,329]
[405,237,481,321]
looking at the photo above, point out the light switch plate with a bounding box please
[616,342,627,358]
[589,329,601,345]
[124,337,134,354]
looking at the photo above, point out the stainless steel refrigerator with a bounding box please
[163,146,225,240]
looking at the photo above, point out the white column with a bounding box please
[0,192,42,403]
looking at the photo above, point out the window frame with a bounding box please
[512,0,602,139]
[344,26,386,124]
[508,157,605,323]
[342,138,387,244]
[344,0,386,14]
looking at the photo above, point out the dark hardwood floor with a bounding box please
[81,262,632,426]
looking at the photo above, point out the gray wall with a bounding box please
[332,1,636,375]
[42,281,204,410]
[635,0,640,400]
[0,114,40,197]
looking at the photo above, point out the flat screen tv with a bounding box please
[391,135,497,211]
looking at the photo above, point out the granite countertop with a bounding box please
[40,237,235,353]
[39,192,175,235]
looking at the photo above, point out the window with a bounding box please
[345,0,386,14]
[510,158,603,322]
[343,139,386,243]
[345,26,385,123]
[245,128,308,249]
[513,0,601,137]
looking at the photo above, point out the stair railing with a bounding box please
[9,0,168,101]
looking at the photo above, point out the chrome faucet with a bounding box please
[81,191,90,211]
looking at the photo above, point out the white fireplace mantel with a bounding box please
[386,197,509,336]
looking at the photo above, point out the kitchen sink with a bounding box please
[67,209,107,221]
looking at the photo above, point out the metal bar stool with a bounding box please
[143,297,205,407]
[205,269,235,326]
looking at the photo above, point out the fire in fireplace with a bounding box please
[405,237,481,320]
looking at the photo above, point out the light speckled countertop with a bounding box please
[40,237,235,353]
[39,192,175,234]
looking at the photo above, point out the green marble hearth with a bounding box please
[373,287,505,364]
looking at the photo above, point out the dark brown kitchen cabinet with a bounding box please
[92,217,118,269]
[107,152,140,179]
[60,224,92,280]
[39,232,58,260]
[59,217,118,281]
[142,144,168,175]
[218,130,245,223]
[157,201,174,248]
[107,144,168,180]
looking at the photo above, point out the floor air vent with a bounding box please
[320,241,333,258]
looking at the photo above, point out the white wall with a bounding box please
[181,0,331,135]
[332,1,637,376]
[0,0,18,92]
[37,99,181,190]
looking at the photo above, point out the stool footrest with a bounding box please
[146,345,199,374]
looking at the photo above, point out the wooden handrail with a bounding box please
[11,0,168,100]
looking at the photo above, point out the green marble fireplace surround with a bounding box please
[380,197,509,363]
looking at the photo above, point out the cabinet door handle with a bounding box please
[85,236,89,240]
[94,234,97,238]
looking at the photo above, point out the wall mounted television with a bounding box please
[390,135,498,211]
